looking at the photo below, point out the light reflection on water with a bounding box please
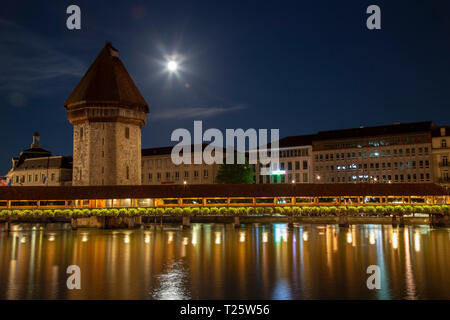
[0,223,449,299]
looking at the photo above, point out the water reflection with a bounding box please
[0,223,449,299]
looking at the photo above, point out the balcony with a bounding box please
[438,177,450,183]
[439,162,450,168]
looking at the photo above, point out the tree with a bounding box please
[215,159,254,184]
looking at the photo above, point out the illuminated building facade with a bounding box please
[432,126,450,187]
[6,133,72,186]
[141,145,222,185]
[312,122,435,184]
[252,135,314,184]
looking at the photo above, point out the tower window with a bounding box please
[125,127,130,139]
[80,127,84,140]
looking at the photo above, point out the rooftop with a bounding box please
[314,121,436,141]
[64,42,149,113]
[0,183,447,200]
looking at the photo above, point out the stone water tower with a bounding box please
[64,42,149,186]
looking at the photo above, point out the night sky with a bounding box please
[1,1,450,174]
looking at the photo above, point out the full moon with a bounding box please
[167,60,178,72]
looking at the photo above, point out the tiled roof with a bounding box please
[142,144,225,157]
[0,183,447,200]
[14,156,73,170]
[64,42,149,112]
[315,121,435,141]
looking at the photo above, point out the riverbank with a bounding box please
[1,214,449,231]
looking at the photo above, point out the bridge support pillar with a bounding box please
[1,221,10,232]
[399,215,405,228]
[234,216,240,228]
[182,216,190,229]
[288,215,294,229]
[71,218,77,230]
[338,215,349,228]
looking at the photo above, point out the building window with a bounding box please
[184,171,189,178]
[295,161,300,170]
[148,173,152,181]
[442,140,447,148]
[303,161,308,170]
[288,162,292,170]
[194,170,199,178]
[126,166,129,179]
[157,173,161,181]
[125,127,130,139]
[204,170,208,178]
[80,127,83,140]
[175,172,179,180]
[165,172,170,180]
[303,173,308,182]
[51,173,55,181]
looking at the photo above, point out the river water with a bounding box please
[0,223,449,299]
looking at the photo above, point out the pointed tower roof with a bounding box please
[64,42,149,113]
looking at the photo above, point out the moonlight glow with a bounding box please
[167,60,178,72]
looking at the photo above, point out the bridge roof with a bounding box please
[0,183,447,201]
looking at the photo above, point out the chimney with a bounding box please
[31,132,41,148]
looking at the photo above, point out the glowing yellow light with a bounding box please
[168,61,178,72]
[215,232,221,244]
[346,232,352,244]
[414,232,420,252]
[282,230,287,242]
[20,237,26,244]
[168,232,174,243]
[192,232,197,245]
[392,232,398,249]
[124,235,130,244]
[145,236,150,244]
[303,232,308,242]
[48,235,55,242]
[369,231,376,245]
[263,232,268,243]
[183,237,188,246]
[81,234,88,242]
[239,232,246,243]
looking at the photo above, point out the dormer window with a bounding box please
[442,139,447,148]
